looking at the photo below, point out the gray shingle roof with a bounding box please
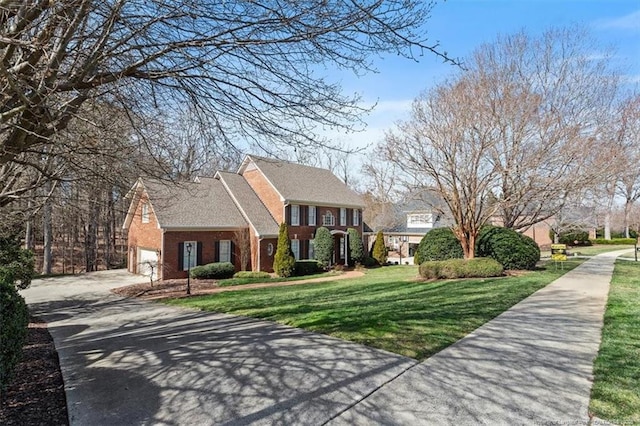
[143,177,247,229]
[243,155,364,208]
[216,171,280,237]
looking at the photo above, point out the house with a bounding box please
[123,155,365,280]
[364,191,449,261]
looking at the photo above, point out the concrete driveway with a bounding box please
[21,270,416,425]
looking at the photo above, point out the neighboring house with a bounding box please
[123,155,364,280]
[364,191,449,260]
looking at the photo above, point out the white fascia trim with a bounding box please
[286,200,364,209]
[162,226,247,232]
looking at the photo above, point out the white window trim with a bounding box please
[219,240,231,263]
[322,211,335,226]
[340,208,347,226]
[141,203,150,223]
[352,209,359,226]
[183,240,197,271]
[291,205,300,226]
[339,237,345,258]
[308,206,316,226]
[291,239,300,261]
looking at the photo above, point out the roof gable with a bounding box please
[127,177,248,229]
[239,155,364,208]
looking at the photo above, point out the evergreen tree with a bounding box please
[372,230,388,265]
[313,227,334,267]
[347,228,364,264]
[274,223,295,277]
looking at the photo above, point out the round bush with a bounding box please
[190,262,235,279]
[414,227,463,264]
[477,226,540,270]
[294,260,323,276]
[0,279,29,392]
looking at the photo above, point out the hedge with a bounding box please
[477,225,540,270]
[233,271,271,279]
[550,229,592,246]
[190,262,235,279]
[294,260,323,276]
[590,238,637,245]
[419,258,504,279]
[0,278,29,392]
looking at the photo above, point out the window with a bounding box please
[291,239,300,260]
[339,237,345,258]
[340,208,347,226]
[290,205,300,226]
[308,206,316,226]
[407,213,433,228]
[352,209,359,226]
[322,211,335,226]
[182,241,197,271]
[141,202,150,223]
[308,240,315,260]
[267,243,274,256]
[219,240,231,262]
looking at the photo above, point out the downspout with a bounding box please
[257,237,263,271]
[160,229,165,280]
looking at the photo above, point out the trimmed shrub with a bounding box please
[0,278,29,392]
[274,223,295,277]
[347,228,364,264]
[550,229,592,246]
[362,256,379,268]
[596,229,638,239]
[294,260,323,276]
[313,227,334,267]
[590,238,637,245]
[419,258,504,279]
[414,227,463,265]
[190,262,235,279]
[0,234,35,290]
[477,225,540,270]
[233,271,271,279]
[372,231,388,265]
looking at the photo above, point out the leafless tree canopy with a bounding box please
[1,0,453,207]
[381,27,623,258]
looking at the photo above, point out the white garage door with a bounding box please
[138,249,159,281]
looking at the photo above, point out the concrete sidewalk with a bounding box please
[331,250,631,425]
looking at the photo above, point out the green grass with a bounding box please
[589,261,640,424]
[166,260,583,360]
[217,272,333,287]
[570,245,635,256]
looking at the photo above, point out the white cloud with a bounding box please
[596,10,640,31]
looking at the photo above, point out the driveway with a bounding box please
[21,270,416,425]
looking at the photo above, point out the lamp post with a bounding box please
[399,236,408,265]
[186,243,192,295]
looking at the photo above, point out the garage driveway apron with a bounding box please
[21,270,416,426]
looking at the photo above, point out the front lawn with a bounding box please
[589,261,640,424]
[166,260,583,360]
[571,245,635,256]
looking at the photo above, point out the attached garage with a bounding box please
[138,248,159,281]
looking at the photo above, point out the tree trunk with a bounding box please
[42,186,53,275]
[85,198,100,272]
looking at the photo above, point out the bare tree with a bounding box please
[614,94,640,237]
[0,0,456,208]
[234,229,251,272]
[382,27,622,258]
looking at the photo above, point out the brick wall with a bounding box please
[243,168,284,224]
[161,230,246,280]
[127,193,162,274]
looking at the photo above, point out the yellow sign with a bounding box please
[551,244,567,261]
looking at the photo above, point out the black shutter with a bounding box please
[214,241,220,262]
[286,205,291,225]
[178,242,184,270]
[197,242,203,265]
[230,241,236,266]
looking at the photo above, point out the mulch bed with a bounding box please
[0,316,69,426]
[112,278,221,299]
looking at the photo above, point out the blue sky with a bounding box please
[328,0,640,154]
